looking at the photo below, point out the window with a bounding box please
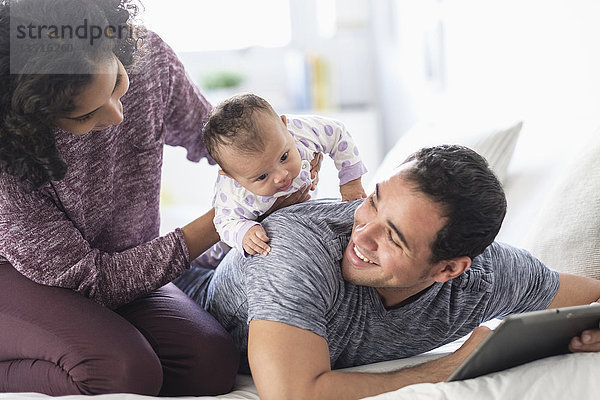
[138,0,292,52]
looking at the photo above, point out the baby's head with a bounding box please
[204,93,302,196]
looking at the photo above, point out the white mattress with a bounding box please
[0,343,456,400]
[3,333,599,400]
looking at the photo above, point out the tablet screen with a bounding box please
[447,303,600,382]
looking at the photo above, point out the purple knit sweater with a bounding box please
[0,31,213,309]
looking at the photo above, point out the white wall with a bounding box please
[142,0,378,112]
[444,0,600,121]
[159,0,600,233]
[152,1,384,234]
[371,0,600,145]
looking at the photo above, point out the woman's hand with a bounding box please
[263,186,311,218]
[309,152,323,191]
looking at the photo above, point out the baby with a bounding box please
[203,93,367,258]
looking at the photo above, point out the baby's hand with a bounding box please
[243,224,271,256]
[340,177,367,201]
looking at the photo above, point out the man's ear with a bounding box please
[432,256,472,283]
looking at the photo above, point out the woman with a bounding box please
[0,0,311,396]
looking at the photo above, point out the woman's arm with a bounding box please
[180,207,220,260]
[0,177,191,309]
[150,30,214,163]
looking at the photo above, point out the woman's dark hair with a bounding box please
[401,145,507,263]
[0,0,141,189]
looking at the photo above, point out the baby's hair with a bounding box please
[203,93,278,169]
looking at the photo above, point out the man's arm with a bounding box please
[248,320,490,400]
[546,273,600,352]
[547,273,600,308]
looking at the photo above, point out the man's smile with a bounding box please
[354,245,376,264]
[346,240,380,268]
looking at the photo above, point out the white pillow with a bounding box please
[524,127,600,279]
[366,120,522,192]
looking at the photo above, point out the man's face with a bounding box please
[340,170,449,306]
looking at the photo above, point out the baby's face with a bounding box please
[220,113,302,197]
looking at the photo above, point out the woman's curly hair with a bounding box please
[0,0,142,190]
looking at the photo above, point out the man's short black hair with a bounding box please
[401,145,507,263]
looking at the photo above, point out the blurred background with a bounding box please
[140,0,600,234]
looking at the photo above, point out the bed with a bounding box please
[2,115,599,399]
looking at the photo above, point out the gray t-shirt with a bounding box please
[178,199,559,372]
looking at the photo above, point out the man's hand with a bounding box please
[570,301,600,352]
[569,323,600,352]
[243,224,271,256]
[547,274,600,353]
[340,177,367,201]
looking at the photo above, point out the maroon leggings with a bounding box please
[0,263,239,396]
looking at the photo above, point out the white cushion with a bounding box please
[524,127,600,279]
[366,119,522,192]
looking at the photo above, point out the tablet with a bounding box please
[447,303,600,382]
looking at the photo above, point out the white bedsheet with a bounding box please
[5,326,598,400]
[4,351,599,400]
[364,352,600,400]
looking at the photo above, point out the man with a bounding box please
[175,145,600,400]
